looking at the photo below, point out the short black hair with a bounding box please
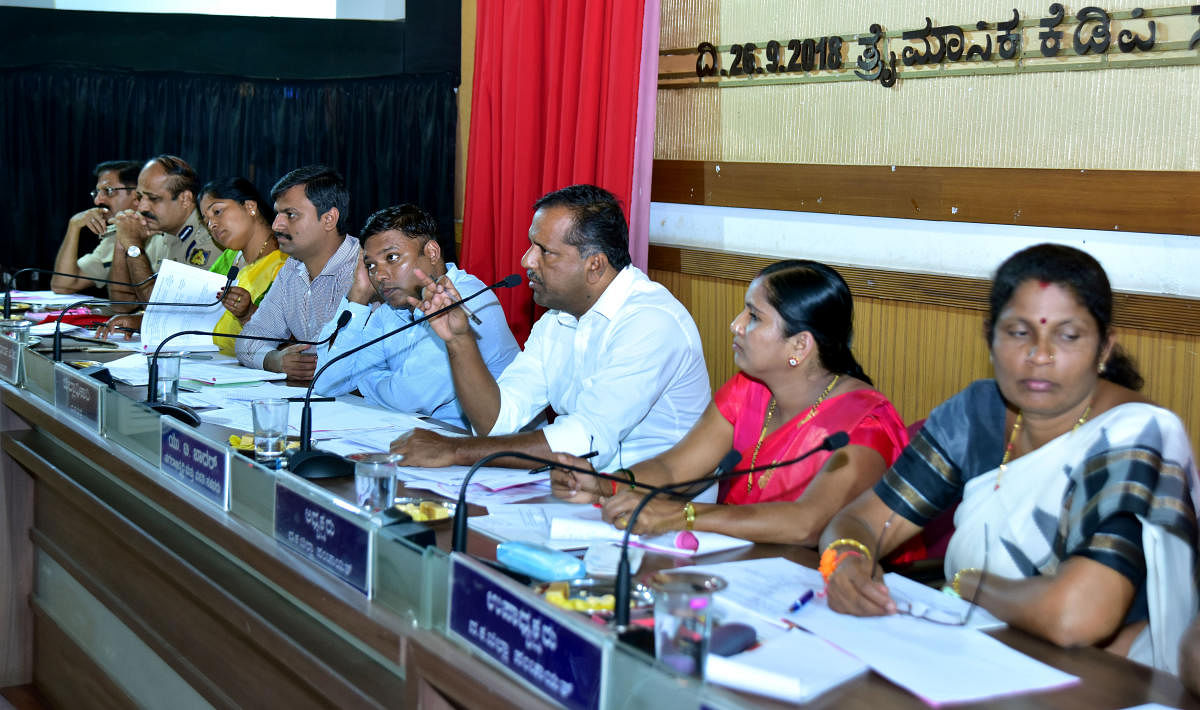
[987,243,1143,390]
[271,165,349,234]
[361,204,439,248]
[199,177,275,225]
[145,154,199,199]
[533,184,631,270]
[94,160,141,186]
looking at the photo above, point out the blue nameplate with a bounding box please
[274,483,370,595]
[160,419,229,509]
[448,556,603,710]
[0,337,19,385]
[53,365,103,431]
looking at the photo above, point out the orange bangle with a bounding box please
[819,549,863,584]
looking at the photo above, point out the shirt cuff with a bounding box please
[540,416,596,458]
[248,349,268,371]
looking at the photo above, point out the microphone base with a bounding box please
[286,447,354,479]
[147,401,201,427]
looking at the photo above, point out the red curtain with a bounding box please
[461,0,647,343]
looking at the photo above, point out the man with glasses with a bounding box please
[108,154,220,305]
[49,160,142,294]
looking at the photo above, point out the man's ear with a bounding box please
[423,238,442,264]
[585,252,609,284]
[320,207,339,232]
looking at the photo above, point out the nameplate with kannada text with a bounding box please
[274,483,370,595]
[53,364,102,431]
[160,419,229,509]
[0,337,19,385]
[448,556,603,710]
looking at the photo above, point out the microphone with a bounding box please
[144,309,352,427]
[449,450,651,554]
[3,268,158,319]
[612,432,849,627]
[51,267,239,362]
[286,274,522,480]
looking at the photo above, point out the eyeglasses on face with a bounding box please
[91,187,136,198]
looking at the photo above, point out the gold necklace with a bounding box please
[247,235,276,264]
[747,374,840,493]
[995,403,1092,491]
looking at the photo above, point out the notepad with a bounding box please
[706,630,867,703]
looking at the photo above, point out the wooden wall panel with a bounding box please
[651,160,1200,237]
[651,264,1200,457]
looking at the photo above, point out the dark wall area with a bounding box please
[0,5,459,79]
[0,5,460,281]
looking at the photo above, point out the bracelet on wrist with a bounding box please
[819,549,864,583]
[951,567,980,598]
[683,502,696,531]
[823,538,873,564]
[615,467,637,491]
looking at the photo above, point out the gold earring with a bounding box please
[788,357,799,367]
[1098,362,1106,374]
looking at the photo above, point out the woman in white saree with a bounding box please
[820,244,1198,674]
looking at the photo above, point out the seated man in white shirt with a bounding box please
[313,204,519,427]
[390,184,710,474]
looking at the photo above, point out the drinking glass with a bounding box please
[352,453,400,512]
[648,571,727,677]
[251,398,289,461]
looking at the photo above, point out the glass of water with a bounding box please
[250,398,289,462]
[351,453,400,512]
[648,571,727,678]
[0,319,31,345]
[151,353,183,404]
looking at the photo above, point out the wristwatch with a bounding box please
[126,244,142,258]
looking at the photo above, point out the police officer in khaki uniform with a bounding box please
[50,160,142,294]
[109,154,220,308]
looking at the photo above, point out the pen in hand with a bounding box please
[438,274,483,326]
[530,450,599,475]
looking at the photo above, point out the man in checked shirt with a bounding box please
[235,165,358,383]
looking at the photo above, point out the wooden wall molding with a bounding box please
[649,244,1200,337]
[651,160,1200,237]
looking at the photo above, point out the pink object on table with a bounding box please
[674,531,699,551]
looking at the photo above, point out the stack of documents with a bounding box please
[705,630,867,704]
[138,260,228,352]
[691,557,1077,705]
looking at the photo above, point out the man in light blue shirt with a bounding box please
[314,204,519,427]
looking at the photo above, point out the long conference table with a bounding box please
[1,335,1198,710]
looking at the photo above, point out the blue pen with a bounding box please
[788,589,815,612]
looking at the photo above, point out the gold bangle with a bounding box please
[683,502,696,531]
[823,538,873,564]
[952,567,980,598]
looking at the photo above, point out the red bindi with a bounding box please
[1039,317,1047,324]
[1038,280,1051,289]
